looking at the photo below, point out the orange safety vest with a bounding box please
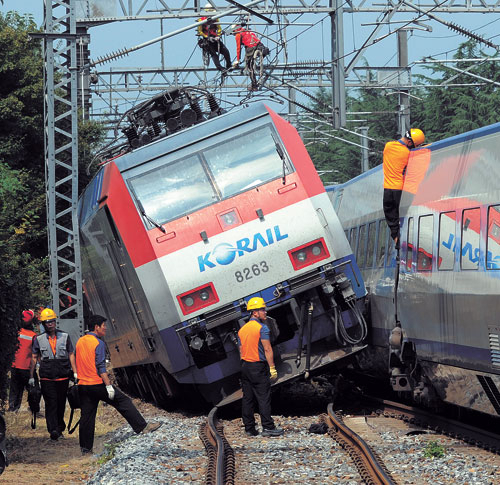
[383,139,410,190]
[12,328,36,370]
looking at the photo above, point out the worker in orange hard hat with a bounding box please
[237,297,283,438]
[383,128,425,249]
[29,308,78,441]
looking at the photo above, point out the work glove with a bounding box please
[106,385,115,400]
[232,60,239,68]
[269,366,278,380]
[28,378,35,387]
[71,372,78,383]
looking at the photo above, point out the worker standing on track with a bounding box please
[29,308,78,441]
[8,310,37,412]
[383,128,425,248]
[238,297,283,437]
[76,315,162,455]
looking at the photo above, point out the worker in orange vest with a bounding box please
[238,297,283,437]
[8,311,37,412]
[383,128,425,248]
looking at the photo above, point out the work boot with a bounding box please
[140,422,162,434]
[245,428,259,437]
[81,447,93,455]
[262,427,284,437]
[50,430,59,441]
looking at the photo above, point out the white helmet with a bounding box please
[204,2,215,12]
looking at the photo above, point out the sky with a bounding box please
[2,1,499,135]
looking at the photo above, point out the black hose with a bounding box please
[304,301,314,378]
[394,246,401,327]
[295,302,307,368]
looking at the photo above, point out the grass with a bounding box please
[97,442,119,465]
[423,440,446,459]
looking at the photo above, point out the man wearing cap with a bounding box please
[29,308,78,440]
[8,311,37,412]
[75,314,162,455]
[238,297,283,437]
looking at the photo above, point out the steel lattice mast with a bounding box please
[44,0,84,342]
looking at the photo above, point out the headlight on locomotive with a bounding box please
[288,238,330,270]
[177,283,219,315]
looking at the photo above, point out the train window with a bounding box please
[129,154,218,225]
[377,219,389,267]
[203,125,292,198]
[357,225,367,268]
[417,215,433,271]
[438,212,455,270]
[487,205,500,269]
[461,208,480,270]
[367,222,376,268]
[406,217,413,271]
[350,226,358,255]
[333,189,343,211]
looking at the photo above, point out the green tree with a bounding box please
[0,11,105,405]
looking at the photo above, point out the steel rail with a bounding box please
[367,397,500,454]
[324,403,397,485]
[200,407,235,485]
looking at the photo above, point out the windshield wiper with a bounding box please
[272,134,287,185]
[137,200,166,233]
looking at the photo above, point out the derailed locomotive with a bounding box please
[78,88,367,405]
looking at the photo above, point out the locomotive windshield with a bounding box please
[128,124,292,225]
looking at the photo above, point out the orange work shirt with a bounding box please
[238,318,270,362]
[75,333,106,385]
[383,139,410,190]
[12,328,37,370]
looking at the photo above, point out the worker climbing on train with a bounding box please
[231,20,270,90]
[197,3,231,72]
[238,297,283,437]
[383,128,425,249]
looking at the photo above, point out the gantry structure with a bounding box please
[43,0,500,337]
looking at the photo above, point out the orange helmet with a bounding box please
[405,128,425,147]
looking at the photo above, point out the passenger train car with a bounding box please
[327,122,500,419]
[78,88,367,405]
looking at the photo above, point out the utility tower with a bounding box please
[43,0,84,343]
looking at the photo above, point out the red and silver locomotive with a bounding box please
[78,88,367,405]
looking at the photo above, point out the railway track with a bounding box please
[321,403,397,485]
[200,403,398,484]
[365,396,500,454]
[199,407,235,485]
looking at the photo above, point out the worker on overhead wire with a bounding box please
[383,128,425,249]
[197,4,231,72]
[231,20,270,90]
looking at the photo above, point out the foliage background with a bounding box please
[0,12,104,406]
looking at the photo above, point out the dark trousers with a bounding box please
[40,379,69,435]
[241,361,275,431]
[206,40,231,70]
[383,188,403,240]
[8,368,30,411]
[78,384,147,451]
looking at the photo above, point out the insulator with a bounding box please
[123,126,138,145]
[147,126,155,139]
[151,120,161,137]
[190,100,204,121]
[91,47,130,67]
[207,93,220,113]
